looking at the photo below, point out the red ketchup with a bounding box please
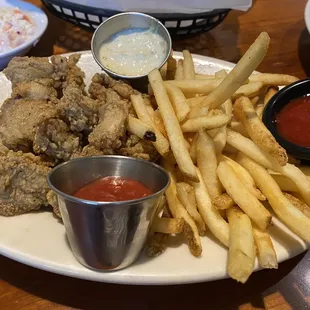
[73,176,152,202]
[276,95,310,147]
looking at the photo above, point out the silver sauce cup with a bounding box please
[91,12,172,91]
[47,156,170,271]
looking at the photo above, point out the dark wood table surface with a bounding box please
[1,0,310,309]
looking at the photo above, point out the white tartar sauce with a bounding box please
[0,8,35,54]
[99,28,168,76]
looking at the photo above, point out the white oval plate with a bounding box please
[305,1,310,33]
[0,51,308,285]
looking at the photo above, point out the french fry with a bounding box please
[127,115,156,141]
[189,132,198,164]
[131,95,170,156]
[165,79,223,96]
[284,193,310,218]
[230,119,249,137]
[154,195,167,217]
[148,203,171,257]
[249,73,298,86]
[207,127,219,138]
[232,82,264,100]
[143,95,155,117]
[213,193,234,210]
[190,32,270,116]
[177,182,207,236]
[255,104,264,119]
[163,160,202,256]
[195,74,217,80]
[213,125,227,154]
[205,114,228,153]
[218,154,265,200]
[184,138,190,150]
[152,217,184,234]
[217,161,272,231]
[188,96,231,113]
[251,96,260,106]
[191,169,230,247]
[197,130,222,199]
[253,227,278,269]
[131,94,153,122]
[210,103,230,154]
[183,50,196,80]
[147,232,169,257]
[224,98,233,115]
[278,164,310,207]
[226,128,281,170]
[181,114,231,133]
[227,129,310,206]
[234,96,288,166]
[149,70,198,181]
[187,96,206,109]
[153,109,168,138]
[166,54,177,80]
[215,69,228,78]
[237,153,310,242]
[175,59,184,80]
[264,87,278,106]
[270,173,298,192]
[195,72,296,86]
[165,83,190,122]
[227,206,256,283]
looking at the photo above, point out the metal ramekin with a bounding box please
[91,12,172,81]
[47,155,170,271]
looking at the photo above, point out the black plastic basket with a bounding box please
[41,0,230,37]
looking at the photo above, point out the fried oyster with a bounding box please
[0,54,158,218]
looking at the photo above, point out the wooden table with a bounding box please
[1,0,310,309]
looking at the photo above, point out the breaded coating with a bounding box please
[88,89,129,152]
[34,118,81,161]
[89,73,138,100]
[58,84,101,133]
[88,74,107,101]
[51,54,85,90]
[11,80,58,103]
[0,98,58,151]
[0,150,51,216]
[71,145,107,158]
[46,190,61,218]
[3,57,54,85]
[0,54,158,218]
[118,134,158,161]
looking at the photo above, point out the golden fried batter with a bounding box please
[0,98,58,151]
[0,150,51,216]
[3,57,54,86]
[88,89,129,152]
[34,118,81,161]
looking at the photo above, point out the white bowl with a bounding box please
[0,0,48,70]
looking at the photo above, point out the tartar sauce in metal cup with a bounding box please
[98,28,168,77]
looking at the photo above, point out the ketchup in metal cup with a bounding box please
[276,95,310,147]
[73,176,153,202]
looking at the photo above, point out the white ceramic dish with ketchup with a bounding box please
[263,78,310,161]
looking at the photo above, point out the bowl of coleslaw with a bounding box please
[0,0,48,69]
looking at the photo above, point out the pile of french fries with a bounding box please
[130,32,310,284]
